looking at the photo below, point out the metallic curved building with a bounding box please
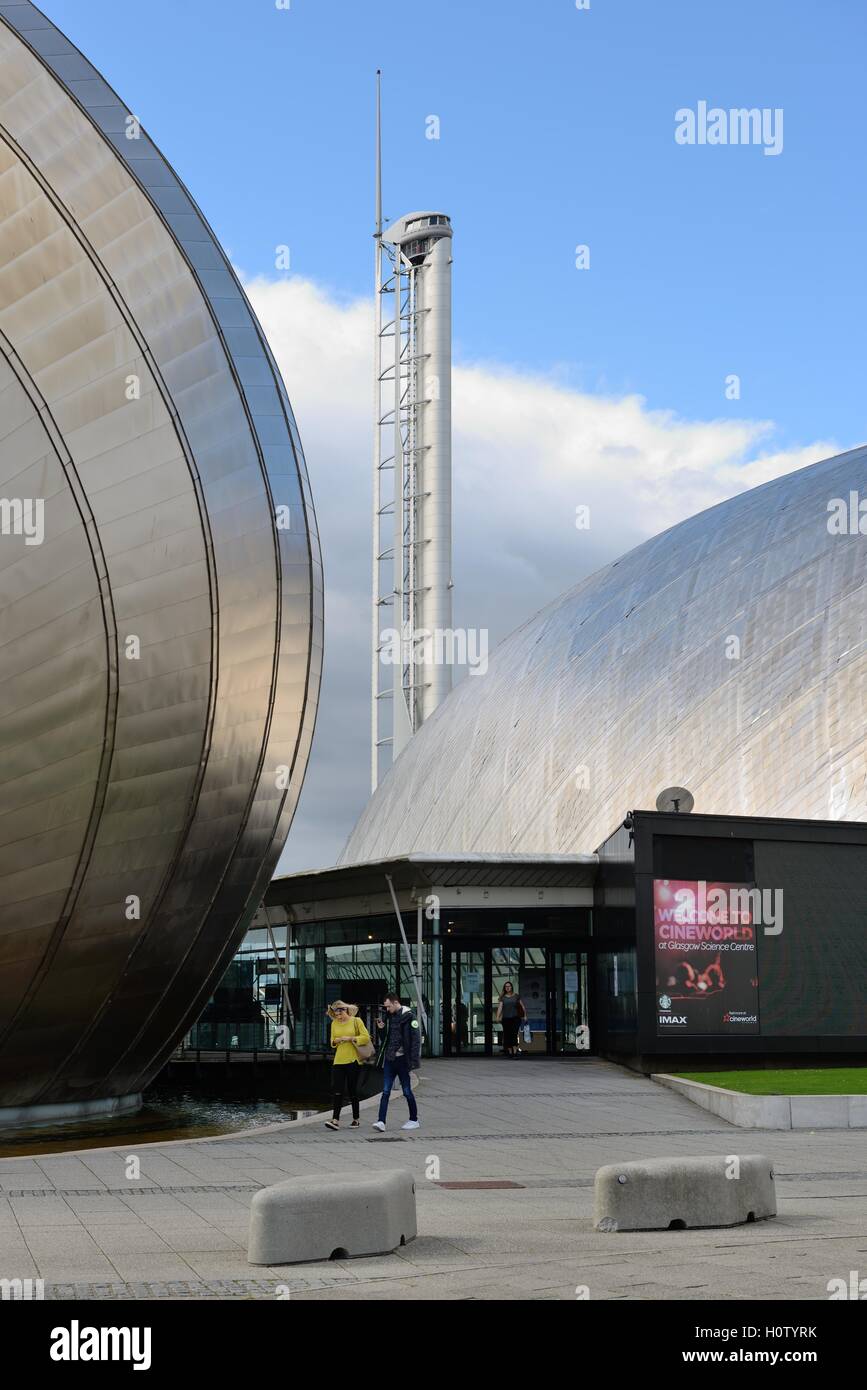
[344,448,866,863]
[0,4,322,1113]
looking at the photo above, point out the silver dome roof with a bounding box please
[343,448,866,861]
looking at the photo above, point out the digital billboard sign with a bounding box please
[653,879,760,1035]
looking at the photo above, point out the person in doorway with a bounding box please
[496,981,526,1056]
[372,992,420,1131]
[325,1001,370,1130]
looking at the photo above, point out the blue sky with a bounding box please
[43,0,867,451]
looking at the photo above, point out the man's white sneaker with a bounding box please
[402,1119,420,1130]
[372,1120,386,1131]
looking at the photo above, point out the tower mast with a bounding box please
[370,70,386,793]
[371,74,453,791]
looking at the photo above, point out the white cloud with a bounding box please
[243,274,838,871]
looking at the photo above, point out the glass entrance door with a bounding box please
[445,941,591,1056]
[449,949,488,1053]
[552,950,590,1053]
[513,946,548,1055]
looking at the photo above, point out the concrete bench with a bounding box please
[594,1154,776,1232]
[248,1168,417,1265]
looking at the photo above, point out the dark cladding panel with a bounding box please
[652,835,755,883]
[755,841,867,1037]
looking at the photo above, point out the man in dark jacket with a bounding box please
[372,991,420,1131]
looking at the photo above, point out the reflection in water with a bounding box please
[0,1085,325,1158]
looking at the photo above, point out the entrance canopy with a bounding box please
[262,853,599,925]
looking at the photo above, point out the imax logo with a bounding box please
[659,1014,687,1025]
[0,497,44,545]
[675,101,783,156]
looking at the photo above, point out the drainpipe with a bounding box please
[431,901,441,1056]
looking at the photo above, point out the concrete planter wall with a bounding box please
[653,1074,867,1130]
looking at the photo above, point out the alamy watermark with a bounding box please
[656,881,783,936]
[0,497,44,545]
[50,1323,151,1370]
[827,491,866,535]
[827,1270,867,1299]
[379,626,488,676]
[1,1277,44,1300]
[675,102,783,157]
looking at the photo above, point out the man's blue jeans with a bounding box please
[378,1056,417,1123]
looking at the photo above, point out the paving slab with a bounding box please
[0,1058,865,1299]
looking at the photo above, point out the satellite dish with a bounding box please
[656,786,695,815]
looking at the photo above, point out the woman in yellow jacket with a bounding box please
[325,1001,371,1130]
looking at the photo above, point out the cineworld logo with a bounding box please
[674,101,783,156]
[50,1320,152,1370]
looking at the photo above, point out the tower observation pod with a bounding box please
[371,199,455,790]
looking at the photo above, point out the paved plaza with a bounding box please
[0,1058,864,1301]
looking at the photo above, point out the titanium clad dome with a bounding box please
[0,3,322,1111]
[343,448,866,863]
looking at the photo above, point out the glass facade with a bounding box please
[188,917,424,1054]
[187,906,594,1058]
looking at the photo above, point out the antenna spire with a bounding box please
[374,69,382,239]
